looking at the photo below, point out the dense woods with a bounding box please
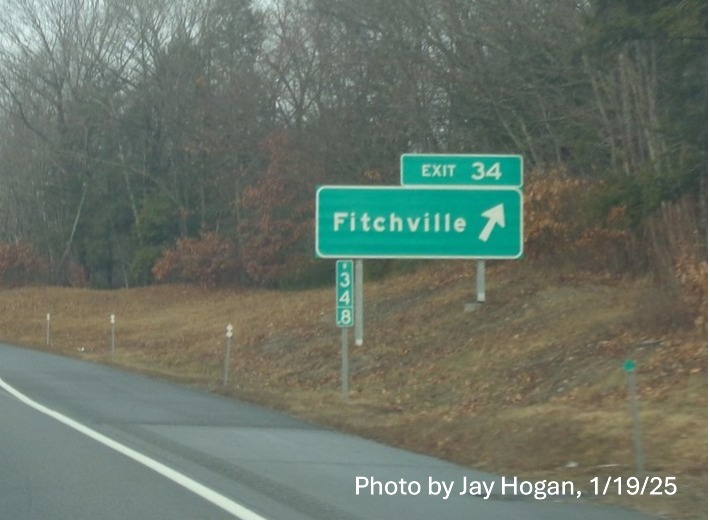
[0,0,705,288]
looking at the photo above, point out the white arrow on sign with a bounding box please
[478,204,506,242]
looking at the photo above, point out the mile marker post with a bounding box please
[336,260,354,400]
[624,359,645,473]
[223,324,234,387]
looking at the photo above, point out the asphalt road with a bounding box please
[0,343,656,520]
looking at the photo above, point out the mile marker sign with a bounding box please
[316,186,522,259]
[336,260,354,327]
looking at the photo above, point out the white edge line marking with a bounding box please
[0,377,269,520]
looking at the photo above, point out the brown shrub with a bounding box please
[0,242,45,287]
[152,232,241,287]
[524,170,633,270]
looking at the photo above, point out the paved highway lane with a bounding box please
[0,388,241,520]
[0,343,656,520]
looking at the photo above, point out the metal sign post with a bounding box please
[354,259,364,347]
[476,260,486,303]
[624,359,645,473]
[341,328,349,401]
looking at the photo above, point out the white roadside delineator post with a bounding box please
[110,314,116,357]
[46,313,51,347]
[223,324,234,387]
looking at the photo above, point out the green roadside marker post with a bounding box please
[336,260,354,327]
[624,359,645,473]
[336,260,354,401]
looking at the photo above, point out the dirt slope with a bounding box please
[0,260,706,519]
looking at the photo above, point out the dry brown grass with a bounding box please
[0,260,706,519]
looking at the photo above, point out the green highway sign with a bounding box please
[336,260,354,327]
[316,186,523,259]
[624,359,637,372]
[401,154,523,187]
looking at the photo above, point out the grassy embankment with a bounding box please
[0,260,706,519]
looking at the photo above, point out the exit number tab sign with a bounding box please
[401,154,523,188]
